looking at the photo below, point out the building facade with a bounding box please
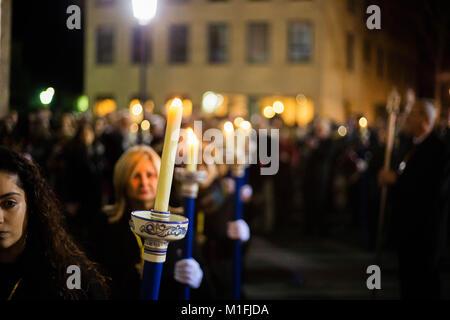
[85,0,416,124]
[0,0,11,118]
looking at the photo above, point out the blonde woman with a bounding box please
[93,145,208,299]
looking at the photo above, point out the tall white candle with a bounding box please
[154,98,183,212]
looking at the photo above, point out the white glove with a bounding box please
[240,184,253,203]
[174,258,203,289]
[222,177,235,195]
[227,219,250,242]
[356,159,368,172]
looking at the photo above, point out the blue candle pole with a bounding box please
[182,196,196,299]
[233,168,245,300]
[141,261,163,300]
[174,168,206,300]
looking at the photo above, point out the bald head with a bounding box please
[405,99,437,138]
[414,99,436,127]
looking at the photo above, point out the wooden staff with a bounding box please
[375,89,401,270]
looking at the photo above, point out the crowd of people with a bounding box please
[0,97,449,300]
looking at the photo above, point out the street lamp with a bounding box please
[132,0,157,25]
[132,0,157,114]
[40,87,55,105]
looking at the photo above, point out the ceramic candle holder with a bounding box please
[130,210,188,263]
[175,168,207,198]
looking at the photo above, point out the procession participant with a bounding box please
[94,145,210,299]
[198,162,251,299]
[57,121,104,250]
[378,100,449,299]
[303,118,336,236]
[0,147,108,300]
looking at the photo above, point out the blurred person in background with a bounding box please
[197,161,251,299]
[55,121,104,252]
[0,111,18,148]
[378,100,449,299]
[302,118,336,236]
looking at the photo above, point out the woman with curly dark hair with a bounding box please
[0,146,109,300]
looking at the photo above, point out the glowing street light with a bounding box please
[202,91,220,113]
[132,0,157,118]
[77,95,89,112]
[132,0,158,25]
[40,87,55,105]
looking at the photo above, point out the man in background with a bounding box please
[379,99,449,299]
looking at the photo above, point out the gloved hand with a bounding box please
[240,184,253,203]
[221,177,235,195]
[174,258,204,289]
[227,219,250,242]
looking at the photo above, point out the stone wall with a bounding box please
[0,0,11,118]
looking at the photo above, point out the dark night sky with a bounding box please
[8,0,449,112]
[10,0,84,111]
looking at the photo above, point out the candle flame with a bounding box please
[359,117,368,128]
[239,120,251,131]
[141,120,150,131]
[234,117,244,128]
[132,103,143,116]
[224,121,234,134]
[187,127,199,147]
[171,97,183,108]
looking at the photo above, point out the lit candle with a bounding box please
[154,98,183,213]
[235,128,246,165]
[223,121,234,163]
[238,120,251,164]
[186,128,199,172]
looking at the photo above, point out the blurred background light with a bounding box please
[273,101,284,114]
[359,117,368,128]
[263,106,275,119]
[76,95,89,112]
[141,119,150,131]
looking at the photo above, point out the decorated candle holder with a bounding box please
[175,167,207,198]
[130,210,189,263]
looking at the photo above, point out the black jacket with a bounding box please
[391,132,449,262]
[0,246,107,300]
